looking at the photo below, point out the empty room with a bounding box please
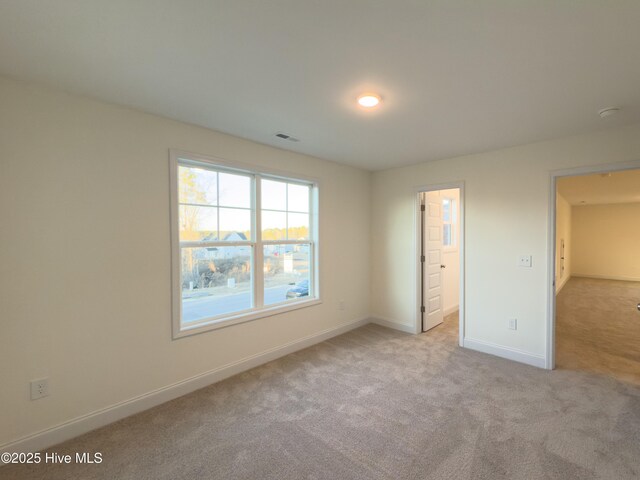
[555,170,640,384]
[1,2,640,479]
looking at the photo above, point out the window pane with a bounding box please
[179,205,218,241]
[219,172,251,208]
[263,244,311,306]
[178,165,217,206]
[219,208,251,241]
[288,212,309,240]
[261,179,287,210]
[287,183,309,213]
[442,198,451,222]
[443,224,452,246]
[262,210,286,240]
[181,246,252,324]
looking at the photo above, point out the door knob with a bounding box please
[637,303,640,312]
[440,264,446,269]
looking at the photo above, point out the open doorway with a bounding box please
[417,185,464,345]
[551,167,640,384]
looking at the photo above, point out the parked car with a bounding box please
[286,279,309,299]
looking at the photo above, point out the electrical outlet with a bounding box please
[338,300,346,311]
[30,378,49,400]
[518,255,532,267]
[508,318,517,330]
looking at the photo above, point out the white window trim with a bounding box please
[169,149,321,339]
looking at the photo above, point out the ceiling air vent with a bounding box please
[275,132,300,142]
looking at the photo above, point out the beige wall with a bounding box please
[0,77,371,447]
[371,123,640,362]
[572,203,640,281]
[555,193,572,292]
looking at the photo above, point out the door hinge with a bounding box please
[421,204,425,211]
[420,306,425,313]
[421,255,425,262]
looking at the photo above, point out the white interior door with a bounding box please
[423,191,444,332]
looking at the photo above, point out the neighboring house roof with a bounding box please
[223,232,247,241]
[199,232,247,251]
[201,233,218,242]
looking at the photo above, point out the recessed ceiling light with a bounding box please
[357,94,381,108]
[598,107,620,119]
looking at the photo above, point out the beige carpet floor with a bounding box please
[556,277,640,385]
[2,312,640,480]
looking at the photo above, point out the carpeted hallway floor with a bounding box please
[556,277,640,385]
[2,312,639,480]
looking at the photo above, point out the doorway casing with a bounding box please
[546,159,640,370]
[414,182,465,345]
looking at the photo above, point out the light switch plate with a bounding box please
[518,255,532,267]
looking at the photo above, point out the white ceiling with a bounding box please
[1,1,640,171]
[558,169,640,205]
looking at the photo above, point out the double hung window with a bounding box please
[170,152,319,337]
[442,197,456,248]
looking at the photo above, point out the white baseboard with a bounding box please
[443,305,459,317]
[0,316,370,457]
[463,337,546,369]
[370,317,417,334]
[555,274,571,293]
[572,273,640,282]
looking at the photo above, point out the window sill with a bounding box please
[173,298,322,339]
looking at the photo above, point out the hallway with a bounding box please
[556,277,640,385]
